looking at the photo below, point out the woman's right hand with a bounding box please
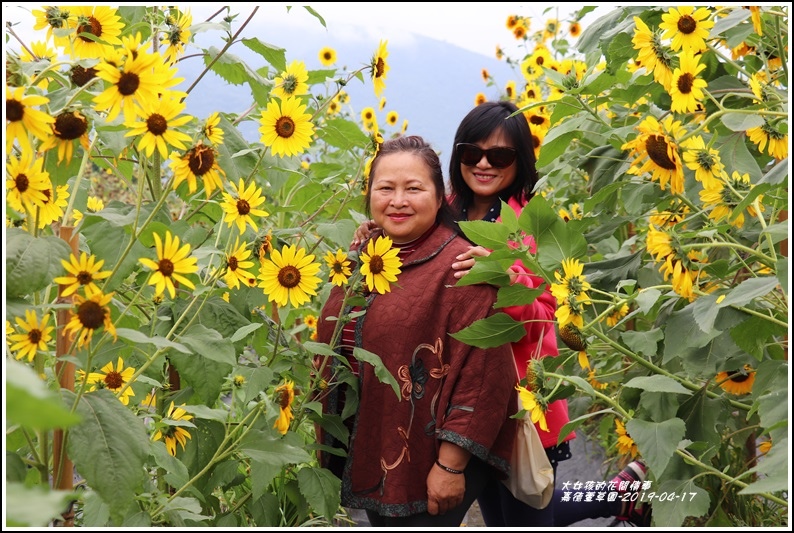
[351,220,379,249]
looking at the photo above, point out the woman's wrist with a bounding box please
[435,459,465,474]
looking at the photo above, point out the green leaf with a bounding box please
[179,324,237,365]
[624,375,691,395]
[582,252,643,290]
[627,417,686,478]
[241,37,286,72]
[556,408,615,445]
[296,467,342,521]
[454,257,512,287]
[315,117,370,151]
[720,112,764,132]
[663,305,721,364]
[6,229,71,297]
[457,219,511,250]
[4,483,78,527]
[758,157,788,185]
[116,328,191,354]
[240,429,313,466]
[448,312,526,348]
[168,348,232,406]
[677,388,722,457]
[66,390,150,525]
[650,479,710,527]
[716,132,763,183]
[621,328,663,357]
[494,283,544,309]
[635,288,662,315]
[730,316,786,360]
[6,359,82,430]
[717,276,780,308]
[519,195,587,274]
[352,346,400,398]
[150,442,192,496]
[742,436,788,493]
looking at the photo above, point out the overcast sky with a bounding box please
[4,3,590,59]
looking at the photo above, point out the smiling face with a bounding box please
[369,152,442,244]
[460,129,517,204]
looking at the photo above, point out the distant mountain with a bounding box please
[178,25,516,170]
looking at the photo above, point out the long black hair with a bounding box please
[448,101,538,216]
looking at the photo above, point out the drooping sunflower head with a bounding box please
[370,40,390,97]
[273,379,296,435]
[153,401,194,456]
[615,418,639,458]
[716,365,756,395]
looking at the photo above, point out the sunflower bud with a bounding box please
[559,323,587,351]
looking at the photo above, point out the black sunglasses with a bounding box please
[456,143,517,169]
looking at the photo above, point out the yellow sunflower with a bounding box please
[221,178,269,234]
[379,97,387,111]
[6,86,55,154]
[555,295,586,329]
[700,171,763,228]
[38,109,90,165]
[681,136,724,189]
[32,6,74,45]
[223,238,257,290]
[54,252,112,297]
[63,290,117,348]
[258,244,322,308]
[360,235,402,294]
[273,380,296,435]
[622,115,686,194]
[371,40,390,97]
[9,309,55,362]
[385,110,399,127]
[631,17,674,90]
[138,231,198,299]
[474,92,487,106]
[318,46,336,66]
[258,96,314,157]
[551,258,591,302]
[153,401,194,456]
[203,112,224,145]
[66,6,124,59]
[747,120,788,160]
[86,357,136,405]
[6,151,50,215]
[588,370,609,390]
[615,419,639,458]
[659,6,714,53]
[125,94,193,159]
[93,48,183,123]
[170,142,226,199]
[516,384,549,432]
[34,183,69,229]
[669,50,708,114]
[73,196,105,223]
[569,21,582,37]
[272,60,309,100]
[161,8,192,65]
[606,303,630,328]
[303,314,318,329]
[324,249,352,287]
[716,365,755,395]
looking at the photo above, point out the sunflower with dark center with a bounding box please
[359,235,402,294]
[258,96,314,157]
[9,309,54,362]
[86,357,136,405]
[138,230,198,299]
[622,115,685,194]
[68,6,124,59]
[258,244,322,308]
[659,6,714,52]
[716,365,756,395]
[222,238,256,290]
[370,40,390,97]
[170,142,226,199]
[39,109,90,164]
[324,249,352,286]
[64,291,117,348]
[221,178,269,234]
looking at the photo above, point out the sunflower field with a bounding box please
[4,4,789,528]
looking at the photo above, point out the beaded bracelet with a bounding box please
[435,459,464,475]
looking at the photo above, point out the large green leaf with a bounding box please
[168,348,232,406]
[677,389,722,459]
[448,312,526,349]
[624,375,691,395]
[6,229,71,297]
[457,219,511,250]
[6,359,82,430]
[627,417,686,478]
[65,390,149,525]
[315,117,370,150]
[242,37,286,72]
[296,467,342,522]
[352,346,400,398]
[518,195,587,273]
[179,324,237,365]
[5,483,78,527]
[649,479,711,527]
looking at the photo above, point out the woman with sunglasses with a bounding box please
[450,102,650,528]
